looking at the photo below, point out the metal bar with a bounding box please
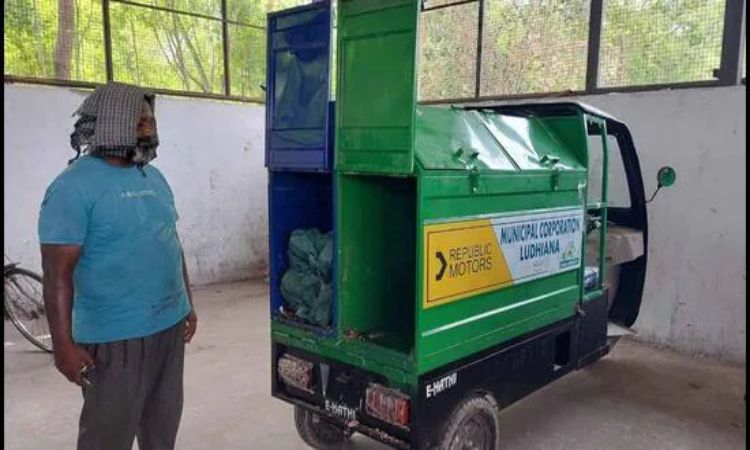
[474,0,484,99]
[4,76,101,90]
[147,86,264,103]
[585,0,604,92]
[216,17,263,29]
[102,0,114,81]
[221,0,231,96]
[4,76,264,104]
[418,79,722,105]
[717,0,746,85]
[110,0,265,29]
[111,0,222,21]
[596,117,609,289]
[421,0,478,12]
[591,79,721,93]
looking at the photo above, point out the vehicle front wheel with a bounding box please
[294,406,351,449]
[439,394,500,450]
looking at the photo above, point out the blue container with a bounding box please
[266,2,337,331]
[267,171,335,329]
[265,2,333,172]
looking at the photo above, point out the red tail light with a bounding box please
[278,354,314,393]
[365,384,410,427]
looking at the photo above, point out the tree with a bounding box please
[599,0,725,87]
[2,0,730,100]
[54,0,75,79]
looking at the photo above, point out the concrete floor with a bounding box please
[4,280,746,450]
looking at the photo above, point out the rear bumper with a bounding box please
[273,391,411,449]
[271,342,413,449]
[271,292,611,450]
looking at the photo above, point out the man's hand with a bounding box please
[42,244,88,387]
[54,342,95,387]
[180,248,197,344]
[185,310,198,343]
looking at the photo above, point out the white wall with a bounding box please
[496,86,746,363]
[4,83,268,285]
[583,87,745,364]
[4,83,746,362]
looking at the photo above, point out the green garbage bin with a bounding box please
[270,2,670,448]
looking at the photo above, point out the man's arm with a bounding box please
[41,244,94,386]
[181,249,198,343]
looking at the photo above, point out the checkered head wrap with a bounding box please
[69,82,159,166]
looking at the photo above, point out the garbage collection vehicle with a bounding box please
[265,1,675,449]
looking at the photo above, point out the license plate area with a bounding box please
[271,342,412,438]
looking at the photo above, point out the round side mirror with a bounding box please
[657,166,676,188]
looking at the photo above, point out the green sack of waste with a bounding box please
[280,229,332,327]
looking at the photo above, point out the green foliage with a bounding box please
[599,0,725,87]
[478,0,590,96]
[109,2,225,93]
[3,0,732,101]
[417,0,727,99]
[3,0,307,98]
[228,0,308,97]
[419,2,479,99]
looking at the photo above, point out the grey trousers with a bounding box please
[78,319,186,450]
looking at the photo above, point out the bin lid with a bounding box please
[335,0,418,175]
[265,2,333,171]
[414,106,586,172]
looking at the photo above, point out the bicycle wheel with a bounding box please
[4,267,52,352]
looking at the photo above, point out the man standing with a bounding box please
[38,82,197,450]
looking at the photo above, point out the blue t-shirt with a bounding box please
[38,155,191,344]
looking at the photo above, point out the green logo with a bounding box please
[560,240,578,268]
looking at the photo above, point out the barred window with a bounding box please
[599,0,726,87]
[3,0,308,100]
[480,0,590,97]
[4,0,106,83]
[419,1,479,100]
[109,2,225,94]
[3,0,745,102]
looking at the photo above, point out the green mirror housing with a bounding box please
[657,166,676,188]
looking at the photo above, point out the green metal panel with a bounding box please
[533,113,589,168]
[335,0,419,174]
[414,172,586,373]
[414,106,586,172]
[414,106,516,171]
[336,174,416,354]
[267,0,620,393]
[272,321,417,387]
[479,112,585,170]
[536,112,592,297]
[584,115,609,298]
[418,173,586,220]
[334,108,589,376]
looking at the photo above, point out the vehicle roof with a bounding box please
[452,100,623,124]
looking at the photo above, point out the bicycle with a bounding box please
[4,256,53,352]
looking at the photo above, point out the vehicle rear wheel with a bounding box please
[294,406,351,449]
[439,394,500,450]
